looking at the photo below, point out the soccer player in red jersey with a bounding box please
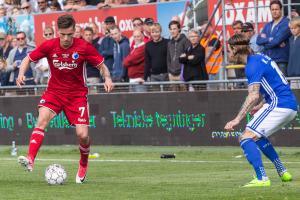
[16,14,113,183]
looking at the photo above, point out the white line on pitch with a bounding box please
[2,157,300,164]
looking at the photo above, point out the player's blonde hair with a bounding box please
[289,16,300,28]
[228,34,252,64]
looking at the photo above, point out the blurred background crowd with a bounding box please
[0,0,300,93]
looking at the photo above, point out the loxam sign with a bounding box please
[208,0,272,36]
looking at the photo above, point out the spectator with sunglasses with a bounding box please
[35,27,54,85]
[36,0,51,13]
[242,22,263,53]
[6,31,35,85]
[21,1,34,15]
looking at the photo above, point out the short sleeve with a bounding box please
[245,58,263,85]
[29,40,52,62]
[84,42,104,67]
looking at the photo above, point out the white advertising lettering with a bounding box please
[213,0,272,26]
[53,60,78,70]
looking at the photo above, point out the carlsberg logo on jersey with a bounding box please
[53,59,78,70]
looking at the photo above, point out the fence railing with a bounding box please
[1,77,300,96]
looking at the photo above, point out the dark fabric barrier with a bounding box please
[0,90,299,146]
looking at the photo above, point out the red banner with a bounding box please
[34,5,156,45]
[208,0,272,37]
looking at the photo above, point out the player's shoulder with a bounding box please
[248,53,271,66]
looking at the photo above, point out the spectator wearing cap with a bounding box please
[242,22,263,53]
[143,18,154,41]
[256,0,291,76]
[103,16,115,36]
[98,16,116,76]
[129,17,151,50]
[0,32,12,60]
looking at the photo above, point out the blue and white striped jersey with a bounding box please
[245,53,298,111]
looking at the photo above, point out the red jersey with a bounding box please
[29,38,104,95]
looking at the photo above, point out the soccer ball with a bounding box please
[45,164,67,185]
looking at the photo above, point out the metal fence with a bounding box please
[1,77,300,96]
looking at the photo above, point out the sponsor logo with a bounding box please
[30,139,37,144]
[52,54,58,58]
[78,118,87,122]
[40,99,46,103]
[53,59,78,70]
[62,53,69,58]
[72,52,79,60]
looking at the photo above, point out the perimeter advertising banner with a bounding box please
[1,91,300,146]
[208,0,273,37]
[33,1,187,46]
[0,1,188,46]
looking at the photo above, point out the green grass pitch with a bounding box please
[0,146,299,200]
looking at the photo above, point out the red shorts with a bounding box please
[38,91,89,126]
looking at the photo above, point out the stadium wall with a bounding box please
[0,90,299,146]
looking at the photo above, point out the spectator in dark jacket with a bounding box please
[110,25,130,82]
[256,0,291,75]
[179,29,207,91]
[83,27,101,90]
[98,16,116,75]
[144,23,169,82]
[287,16,300,88]
[167,20,190,91]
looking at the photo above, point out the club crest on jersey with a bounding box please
[72,52,79,60]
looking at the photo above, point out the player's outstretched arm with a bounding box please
[98,63,113,93]
[16,56,31,87]
[225,83,260,131]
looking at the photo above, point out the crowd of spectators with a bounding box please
[0,0,300,92]
[0,0,179,16]
[228,0,300,89]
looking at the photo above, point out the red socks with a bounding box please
[79,142,90,167]
[28,128,45,162]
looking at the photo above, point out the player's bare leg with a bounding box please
[75,124,90,183]
[18,107,55,171]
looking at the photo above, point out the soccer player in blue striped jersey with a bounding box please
[224,34,298,187]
